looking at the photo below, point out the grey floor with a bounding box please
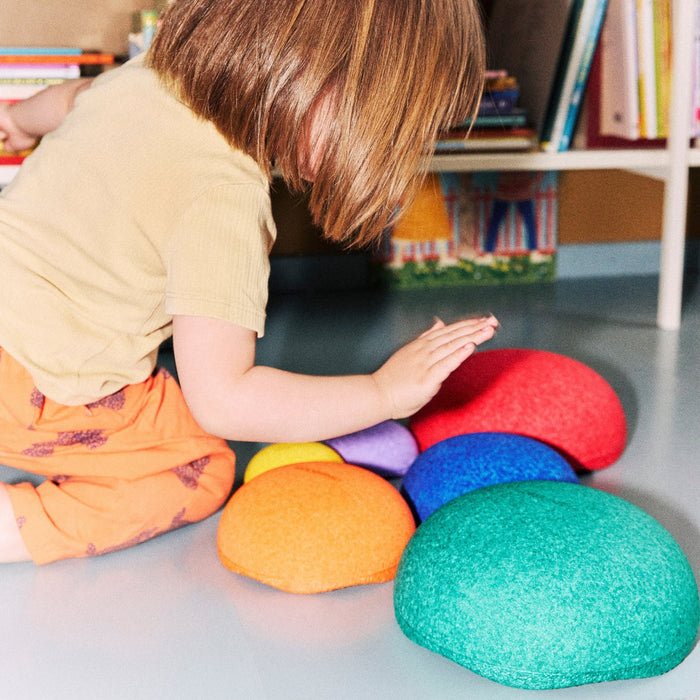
[1,271,699,699]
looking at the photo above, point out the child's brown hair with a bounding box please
[147,0,485,247]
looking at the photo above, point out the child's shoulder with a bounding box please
[82,55,187,129]
[91,53,157,94]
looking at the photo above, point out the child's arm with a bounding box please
[172,313,498,443]
[0,78,93,152]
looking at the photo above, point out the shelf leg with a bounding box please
[657,0,695,330]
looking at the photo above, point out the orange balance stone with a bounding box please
[217,461,416,594]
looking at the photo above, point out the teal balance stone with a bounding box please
[393,481,699,690]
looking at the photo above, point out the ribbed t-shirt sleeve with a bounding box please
[165,183,275,337]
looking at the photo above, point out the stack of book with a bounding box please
[0,47,113,165]
[436,70,538,153]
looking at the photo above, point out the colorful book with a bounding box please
[465,109,529,129]
[0,76,68,84]
[0,47,82,55]
[599,0,640,140]
[0,138,34,165]
[652,0,671,138]
[0,65,81,79]
[586,39,665,148]
[541,0,609,151]
[478,88,520,117]
[636,0,657,137]
[0,53,113,65]
[436,127,537,153]
[554,0,609,151]
[539,0,585,150]
[0,82,59,100]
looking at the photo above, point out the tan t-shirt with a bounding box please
[0,55,276,405]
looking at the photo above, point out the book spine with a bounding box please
[0,53,113,65]
[636,0,657,138]
[0,47,82,55]
[0,139,33,163]
[436,128,537,152]
[0,75,68,83]
[600,0,640,139]
[0,83,55,100]
[541,0,595,152]
[557,0,610,151]
[0,65,81,79]
[652,0,671,137]
[465,111,528,128]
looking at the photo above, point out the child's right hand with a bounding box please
[0,103,38,153]
[371,316,498,420]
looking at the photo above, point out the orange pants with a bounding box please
[0,347,236,565]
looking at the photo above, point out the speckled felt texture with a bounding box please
[243,442,343,483]
[218,461,416,594]
[402,432,579,521]
[393,481,699,690]
[325,420,419,477]
[409,348,627,471]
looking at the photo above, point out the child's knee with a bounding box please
[169,450,236,522]
[10,448,237,564]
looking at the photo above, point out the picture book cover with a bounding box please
[372,171,558,288]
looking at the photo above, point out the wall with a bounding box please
[558,170,665,244]
[560,170,699,243]
[0,1,165,57]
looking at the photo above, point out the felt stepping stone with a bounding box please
[218,461,416,594]
[402,432,578,521]
[325,420,419,477]
[394,481,699,689]
[243,441,343,483]
[410,348,627,471]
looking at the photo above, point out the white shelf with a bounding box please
[430,148,670,176]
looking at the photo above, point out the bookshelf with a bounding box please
[429,0,695,331]
[0,0,694,329]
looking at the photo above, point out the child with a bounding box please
[0,0,497,564]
